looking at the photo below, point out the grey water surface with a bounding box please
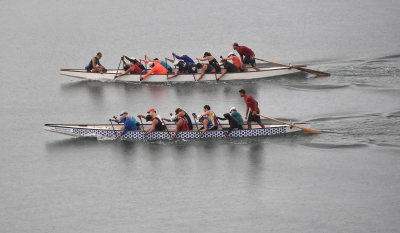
[1,0,400,232]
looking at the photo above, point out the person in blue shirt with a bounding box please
[115,112,138,137]
[85,52,106,73]
[172,52,195,64]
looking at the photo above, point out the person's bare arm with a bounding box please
[147,120,157,134]
[165,58,174,63]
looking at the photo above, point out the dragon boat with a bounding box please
[59,65,305,83]
[43,122,311,140]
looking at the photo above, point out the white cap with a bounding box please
[228,52,235,56]
[130,57,136,61]
[170,115,177,121]
[173,60,180,66]
[148,62,154,67]
[230,107,236,112]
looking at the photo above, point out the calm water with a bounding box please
[1,0,400,232]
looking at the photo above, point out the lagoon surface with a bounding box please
[1,0,400,232]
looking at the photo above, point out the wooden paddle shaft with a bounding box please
[255,58,330,76]
[256,114,322,134]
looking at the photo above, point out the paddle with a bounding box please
[255,58,330,76]
[191,113,202,138]
[109,119,119,138]
[256,114,321,134]
[160,118,172,138]
[138,115,144,130]
[114,57,123,80]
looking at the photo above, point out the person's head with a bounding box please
[147,108,156,114]
[174,60,184,67]
[196,63,203,69]
[228,52,235,57]
[203,52,212,58]
[239,89,246,97]
[148,62,155,68]
[120,116,127,122]
[220,59,227,65]
[130,57,136,63]
[96,52,102,59]
[223,113,232,119]
[203,105,211,111]
[232,43,239,50]
[145,114,152,122]
[198,115,204,122]
[230,107,236,113]
[120,111,128,116]
[175,108,183,115]
[153,58,159,61]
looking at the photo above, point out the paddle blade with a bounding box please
[296,67,330,76]
[257,114,322,134]
[294,125,322,134]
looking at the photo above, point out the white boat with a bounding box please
[43,122,310,140]
[59,66,304,83]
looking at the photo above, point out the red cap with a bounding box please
[147,108,155,113]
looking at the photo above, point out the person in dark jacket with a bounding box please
[217,113,239,136]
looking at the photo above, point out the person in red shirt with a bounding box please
[239,89,265,129]
[232,42,260,72]
[116,55,143,78]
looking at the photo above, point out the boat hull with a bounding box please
[44,123,309,140]
[60,66,302,83]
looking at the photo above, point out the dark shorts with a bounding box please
[225,64,238,73]
[205,64,215,73]
[248,110,261,122]
[243,56,256,66]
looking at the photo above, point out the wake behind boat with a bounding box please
[43,122,311,140]
[60,66,304,83]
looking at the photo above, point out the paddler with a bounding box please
[217,113,240,136]
[140,60,168,80]
[164,58,197,80]
[196,52,221,73]
[229,107,243,129]
[221,52,243,71]
[162,108,191,139]
[85,52,106,73]
[113,112,138,138]
[239,89,265,129]
[217,58,239,80]
[193,114,213,135]
[194,63,215,81]
[116,55,146,77]
[144,54,173,73]
[114,111,139,127]
[193,105,219,133]
[172,52,195,65]
[137,108,166,134]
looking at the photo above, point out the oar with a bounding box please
[161,118,171,137]
[256,114,322,134]
[192,113,202,138]
[255,58,330,76]
[109,119,119,139]
[138,115,145,131]
[114,57,123,80]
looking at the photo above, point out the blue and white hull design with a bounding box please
[44,123,310,140]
